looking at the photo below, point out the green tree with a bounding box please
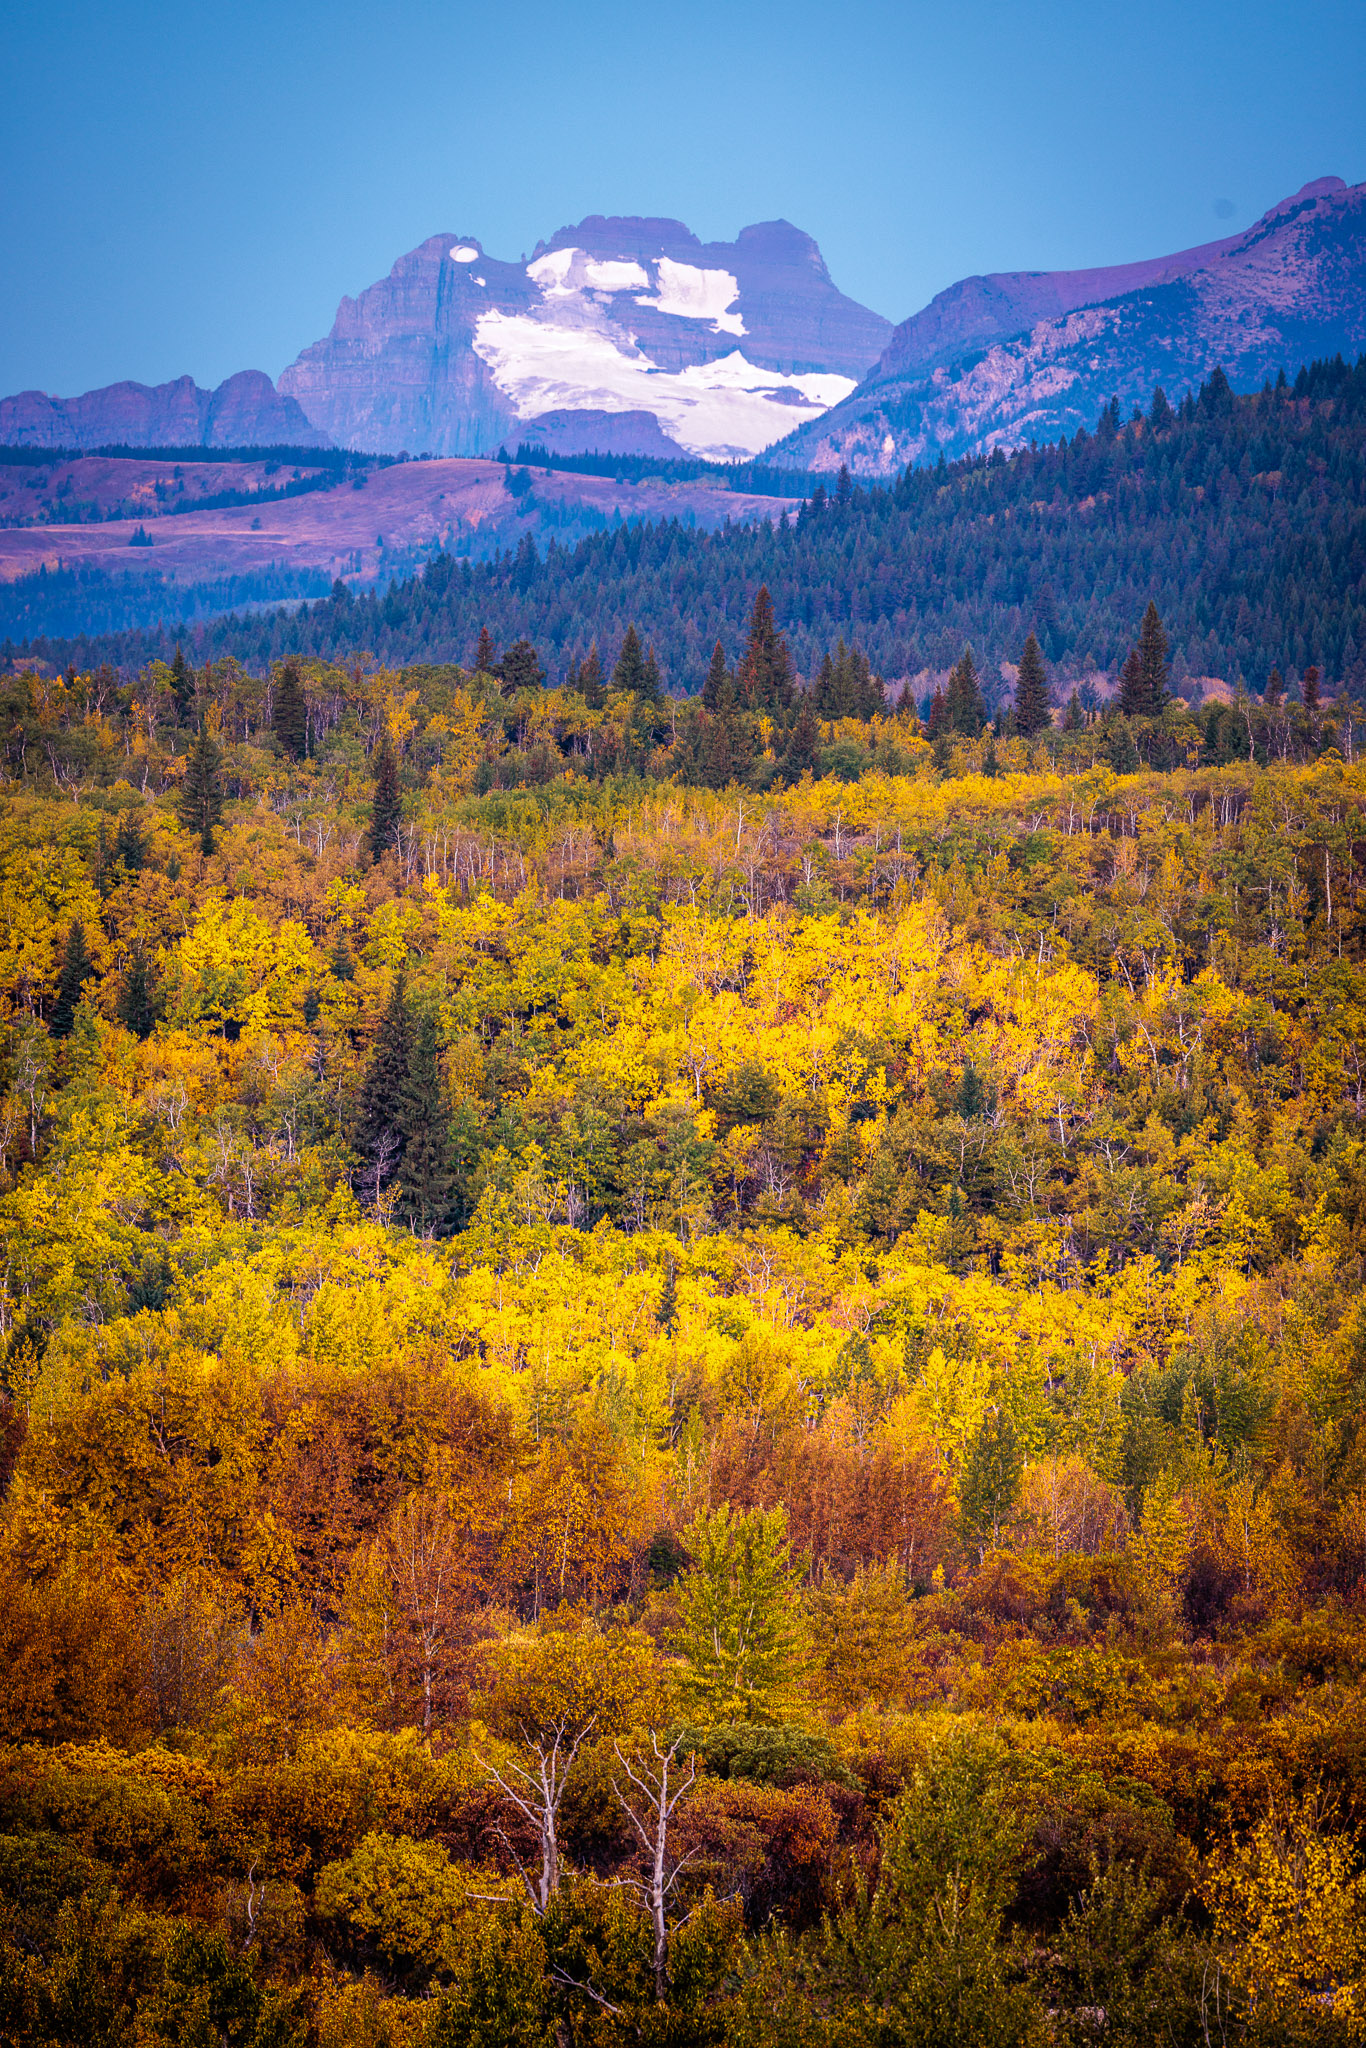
[178,723,225,853]
[1136,600,1170,714]
[502,639,545,692]
[115,950,158,1041]
[945,646,987,736]
[673,1504,805,1723]
[737,586,795,713]
[271,659,308,759]
[357,971,412,1201]
[782,696,821,781]
[577,641,604,709]
[960,1403,1024,1555]
[369,733,403,863]
[1062,688,1085,731]
[1013,631,1052,736]
[702,640,734,712]
[169,644,196,722]
[397,1007,457,1234]
[49,922,94,1040]
[612,624,647,696]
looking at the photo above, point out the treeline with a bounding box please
[10,354,1366,693]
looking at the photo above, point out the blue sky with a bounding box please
[2,0,1363,399]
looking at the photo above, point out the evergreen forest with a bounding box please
[12,355,1366,698]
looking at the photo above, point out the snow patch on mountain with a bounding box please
[635,259,745,335]
[450,245,480,263]
[470,310,856,458]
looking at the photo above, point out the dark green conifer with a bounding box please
[1013,632,1052,736]
[658,1261,679,1334]
[501,638,544,692]
[1062,689,1084,731]
[702,641,733,712]
[578,642,605,709]
[945,646,986,736]
[178,723,224,854]
[272,660,308,759]
[1264,667,1285,706]
[50,921,93,1040]
[397,1007,457,1235]
[1117,649,1146,718]
[960,1404,1023,1553]
[737,587,795,713]
[169,645,196,723]
[116,950,158,1040]
[474,626,498,676]
[329,932,356,982]
[369,733,403,863]
[783,695,821,780]
[1136,601,1169,714]
[611,625,647,696]
[112,809,147,873]
[640,645,663,703]
[357,971,412,1195]
[1302,665,1321,713]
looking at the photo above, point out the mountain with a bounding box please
[775,177,1366,472]
[277,216,892,461]
[0,370,327,450]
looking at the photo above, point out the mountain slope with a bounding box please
[776,178,1366,472]
[0,370,327,450]
[278,217,891,461]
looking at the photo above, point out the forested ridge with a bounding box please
[2,609,1366,2047]
[12,354,1366,697]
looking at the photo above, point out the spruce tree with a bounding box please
[1135,601,1170,714]
[169,645,195,723]
[702,641,733,712]
[611,625,647,696]
[1117,649,1146,718]
[640,644,663,703]
[578,642,605,709]
[737,586,795,713]
[926,686,948,735]
[474,626,497,675]
[369,734,403,863]
[501,638,544,692]
[1264,667,1285,706]
[1013,631,1052,736]
[945,646,986,736]
[178,723,224,853]
[116,950,158,1040]
[272,659,308,759]
[50,921,93,1039]
[112,809,147,872]
[357,971,413,1197]
[1062,689,1084,731]
[783,694,821,780]
[960,1405,1023,1555]
[1302,665,1321,713]
[397,1006,456,1234]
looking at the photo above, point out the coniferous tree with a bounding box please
[1062,689,1084,731]
[611,625,647,696]
[1264,666,1285,706]
[397,1006,456,1235]
[502,638,544,692]
[1302,665,1321,713]
[926,686,949,735]
[272,660,308,759]
[945,646,986,736]
[737,587,794,713]
[1013,632,1052,736]
[178,723,224,853]
[783,695,821,781]
[960,1405,1023,1556]
[640,644,663,703]
[474,626,497,675]
[357,971,412,1198]
[578,642,605,709]
[116,950,158,1040]
[1117,649,1146,718]
[50,921,93,1039]
[702,641,733,712]
[369,733,403,863]
[169,645,195,723]
[111,809,147,873]
[1136,601,1170,715]
[329,932,356,981]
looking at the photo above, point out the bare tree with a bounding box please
[613,1733,698,1999]
[477,1713,597,1917]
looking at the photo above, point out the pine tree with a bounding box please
[658,1260,679,1335]
[926,686,948,735]
[397,1007,456,1235]
[272,659,308,759]
[960,1404,1023,1555]
[329,932,356,982]
[178,723,224,854]
[578,642,605,709]
[50,921,93,1039]
[1302,665,1321,713]
[702,641,733,712]
[673,1504,805,1723]
[1264,666,1285,706]
[116,950,158,1040]
[1013,631,1052,736]
[783,694,821,780]
[369,733,403,863]
[1062,689,1084,731]
[502,638,544,692]
[1136,601,1170,714]
[169,645,195,723]
[737,587,794,713]
[357,972,413,1198]
[474,626,497,675]
[640,644,663,703]
[1117,649,1146,718]
[611,624,647,696]
[111,809,147,872]
[945,646,986,736]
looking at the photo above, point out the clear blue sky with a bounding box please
[2,0,1363,399]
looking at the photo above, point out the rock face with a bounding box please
[278,218,892,461]
[775,178,1366,472]
[0,370,327,450]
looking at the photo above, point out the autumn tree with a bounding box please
[673,1504,805,1724]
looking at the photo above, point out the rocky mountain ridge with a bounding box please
[0,370,325,451]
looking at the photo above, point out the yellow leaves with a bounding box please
[166,898,315,1033]
[1205,1792,1366,2025]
